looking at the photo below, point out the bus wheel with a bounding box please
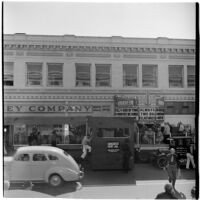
[157,156,167,169]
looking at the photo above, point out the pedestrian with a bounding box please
[155,184,176,199]
[79,134,92,170]
[81,135,92,159]
[37,131,42,145]
[122,138,132,173]
[186,143,196,169]
[29,127,38,145]
[51,130,57,147]
[164,148,181,189]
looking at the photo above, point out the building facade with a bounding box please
[3,33,195,149]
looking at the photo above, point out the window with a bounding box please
[47,63,63,86]
[15,154,30,161]
[169,65,183,88]
[96,64,111,87]
[76,63,91,86]
[27,63,42,86]
[48,154,58,160]
[142,65,158,87]
[33,154,47,161]
[187,65,195,87]
[123,64,138,87]
[96,128,130,138]
[4,62,14,86]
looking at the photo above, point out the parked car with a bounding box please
[4,146,84,187]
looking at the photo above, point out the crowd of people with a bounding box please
[138,121,193,145]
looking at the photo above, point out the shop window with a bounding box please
[187,65,195,88]
[4,62,14,86]
[96,128,130,138]
[76,63,91,86]
[26,124,86,145]
[96,64,111,87]
[47,63,63,86]
[169,65,183,88]
[13,124,27,145]
[26,63,43,86]
[123,64,138,87]
[142,65,158,87]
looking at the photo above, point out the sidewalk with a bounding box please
[57,180,195,199]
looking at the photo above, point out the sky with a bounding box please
[3,2,196,39]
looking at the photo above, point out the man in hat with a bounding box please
[164,148,181,189]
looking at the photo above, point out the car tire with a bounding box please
[157,156,167,169]
[49,174,63,187]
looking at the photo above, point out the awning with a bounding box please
[3,116,87,126]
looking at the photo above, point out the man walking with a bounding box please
[164,148,181,189]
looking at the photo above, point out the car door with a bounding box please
[10,153,31,181]
[30,153,49,181]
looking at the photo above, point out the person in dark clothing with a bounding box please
[164,148,181,189]
[51,130,57,147]
[28,127,38,145]
[155,184,176,199]
[122,138,132,173]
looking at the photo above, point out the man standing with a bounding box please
[122,138,132,173]
[164,148,181,189]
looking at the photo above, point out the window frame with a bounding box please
[26,62,43,87]
[95,64,112,87]
[47,63,63,87]
[4,62,14,86]
[168,65,184,88]
[187,65,195,88]
[142,64,158,88]
[123,64,138,87]
[75,63,91,87]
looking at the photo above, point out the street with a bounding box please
[4,163,196,199]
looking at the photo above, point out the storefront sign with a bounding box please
[107,142,120,153]
[114,95,139,117]
[5,104,93,113]
[139,107,164,123]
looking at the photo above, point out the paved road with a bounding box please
[4,163,196,198]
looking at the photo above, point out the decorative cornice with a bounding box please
[3,44,195,55]
[4,93,195,102]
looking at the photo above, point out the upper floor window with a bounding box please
[47,63,63,86]
[76,63,91,87]
[169,65,183,88]
[26,63,42,86]
[4,62,14,86]
[96,64,111,87]
[187,65,195,88]
[142,65,158,87]
[123,64,138,87]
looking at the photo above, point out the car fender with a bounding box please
[44,167,79,183]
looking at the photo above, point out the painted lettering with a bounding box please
[16,105,22,112]
[29,106,36,112]
[84,105,91,112]
[74,106,82,112]
[38,106,45,112]
[47,106,56,112]
[58,105,65,112]
[7,106,13,112]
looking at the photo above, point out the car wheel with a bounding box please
[157,156,167,169]
[49,174,63,187]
